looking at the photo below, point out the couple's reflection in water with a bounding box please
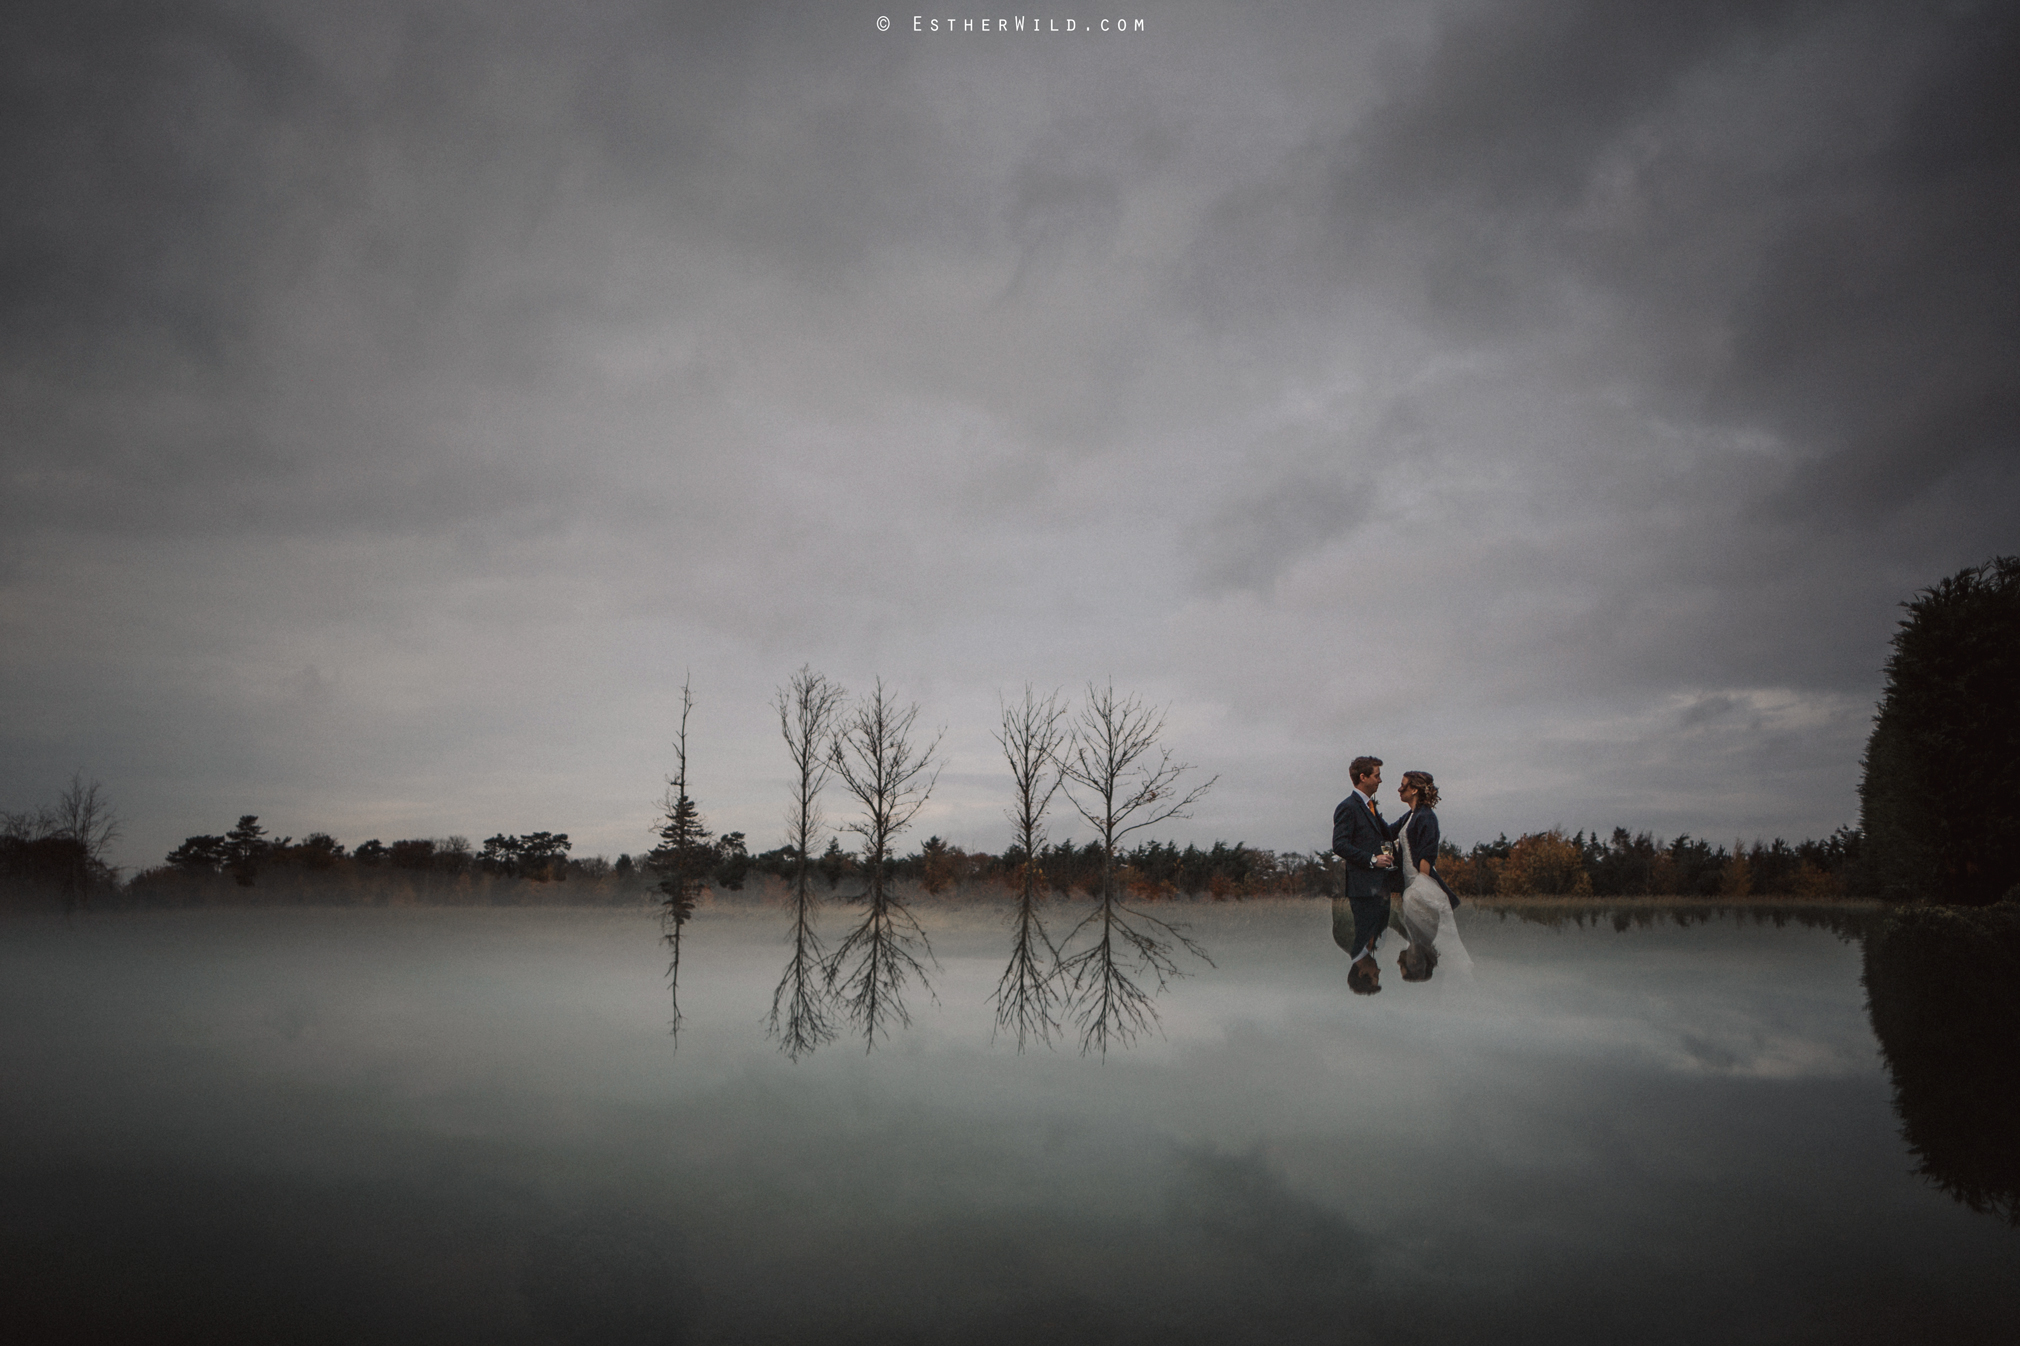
[1331,888,1473,994]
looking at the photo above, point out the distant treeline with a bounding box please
[116,817,629,907]
[111,820,1356,906]
[0,810,1870,910]
[1438,826,1865,900]
[789,826,1866,901]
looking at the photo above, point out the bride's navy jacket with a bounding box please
[1392,807,1460,909]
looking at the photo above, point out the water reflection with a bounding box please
[758,896,1900,1059]
[1473,897,2017,1227]
[766,875,837,1061]
[1474,898,1880,938]
[991,872,1064,1050]
[1863,902,2020,1225]
[765,884,1210,1059]
[7,902,2017,1343]
[1057,896,1212,1055]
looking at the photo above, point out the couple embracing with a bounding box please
[1331,756,1471,995]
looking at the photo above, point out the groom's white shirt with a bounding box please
[1352,789,1384,959]
[1354,788,1382,867]
[1352,847,1379,962]
[1353,787,1381,853]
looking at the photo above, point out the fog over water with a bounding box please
[4,903,2015,1342]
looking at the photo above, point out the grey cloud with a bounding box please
[1345,0,1806,213]
[4,0,2013,863]
[1194,467,1367,592]
[1677,692,1741,729]
[1679,1032,1743,1072]
[1166,0,2014,718]
[1000,162,1126,297]
[1335,0,2020,515]
[0,3,329,362]
[278,662,333,707]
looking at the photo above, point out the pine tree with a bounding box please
[224,815,269,888]
[651,678,712,1036]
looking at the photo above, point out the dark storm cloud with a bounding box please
[0,2,328,362]
[1324,0,2020,516]
[1167,0,2015,729]
[1729,11,2020,518]
[1347,0,1802,217]
[0,2,881,533]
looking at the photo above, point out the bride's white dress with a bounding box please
[1395,813,1473,978]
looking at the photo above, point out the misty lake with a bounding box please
[4,900,2016,1344]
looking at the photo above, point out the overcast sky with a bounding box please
[4,0,2015,871]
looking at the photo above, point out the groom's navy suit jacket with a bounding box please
[1332,792,1395,899]
[1332,791,1395,957]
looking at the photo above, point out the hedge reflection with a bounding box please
[1863,903,2020,1225]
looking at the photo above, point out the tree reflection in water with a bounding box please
[1474,899,1879,938]
[767,667,845,1061]
[822,683,942,1050]
[1863,902,2020,1225]
[1478,897,2020,1223]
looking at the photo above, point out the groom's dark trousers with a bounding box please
[1332,792,1395,957]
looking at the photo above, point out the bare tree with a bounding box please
[768,665,846,1060]
[992,685,1068,1050]
[651,676,713,1041]
[1057,681,1218,1055]
[823,680,942,1049]
[2,773,118,914]
[53,773,121,867]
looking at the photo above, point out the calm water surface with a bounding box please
[2,901,2014,1343]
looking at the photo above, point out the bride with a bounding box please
[1390,770,1472,981]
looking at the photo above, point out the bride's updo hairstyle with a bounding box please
[1402,770,1440,808]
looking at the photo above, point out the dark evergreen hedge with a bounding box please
[1859,557,2020,904]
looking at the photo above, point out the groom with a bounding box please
[1332,755,1396,995]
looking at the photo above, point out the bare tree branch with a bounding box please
[3,773,118,915]
[1057,899,1214,1056]
[823,680,943,1050]
[1056,681,1218,1055]
[53,773,121,867]
[768,665,846,1060]
[991,685,1068,1050]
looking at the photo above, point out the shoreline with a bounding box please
[3,889,1890,914]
